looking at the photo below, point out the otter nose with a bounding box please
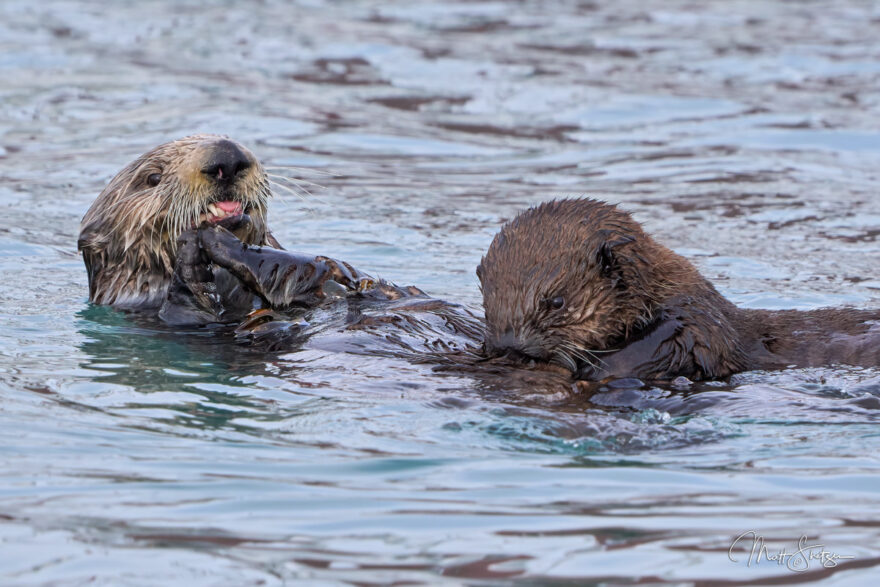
[486,329,538,362]
[201,140,252,182]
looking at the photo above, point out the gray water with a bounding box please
[2,0,880,584]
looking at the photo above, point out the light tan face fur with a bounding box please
[78,134,273,308]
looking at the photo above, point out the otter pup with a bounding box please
[78,135,392,325]
[478,198,879,380]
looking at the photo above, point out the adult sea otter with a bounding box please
[78,135,474,350]
[78,134,414,326]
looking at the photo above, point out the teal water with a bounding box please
[1,0,880,584]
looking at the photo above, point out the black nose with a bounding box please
[201,140,252,182]
[486,329,538,362]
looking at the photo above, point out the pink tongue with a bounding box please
[216,201,243,214]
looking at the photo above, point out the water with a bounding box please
[2,0,880,584]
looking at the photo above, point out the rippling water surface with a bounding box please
[2,0,880,584]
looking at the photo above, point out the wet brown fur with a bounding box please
[78,135,277,308]
[478,198,879,380]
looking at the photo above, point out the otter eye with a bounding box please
[547,296,565,310]
[146,173,161,186]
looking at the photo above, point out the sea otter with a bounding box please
[79,134,275,309]
[478,198,880,381]
[78,134,476,356]
[78,134,405,325]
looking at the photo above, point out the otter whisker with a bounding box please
[266,173,326,205]
[265,164,340,177]
[562,347,596,370]
[266,178,307,204]
[160,184,205,252]
[562,345,599,371]
[254,185,274,212]
[552,350,579,372]
[558,341,607,370]
[267,172,328,191]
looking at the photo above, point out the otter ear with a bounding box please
[595,231,634,279]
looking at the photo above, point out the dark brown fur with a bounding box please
[478,199,879,380]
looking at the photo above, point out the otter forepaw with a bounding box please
[159,229,224,325]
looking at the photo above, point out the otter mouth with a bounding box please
[197,200,247,225]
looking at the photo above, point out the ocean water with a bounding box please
[1,0,879,584]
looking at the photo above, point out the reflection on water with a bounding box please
[1,0,880,584]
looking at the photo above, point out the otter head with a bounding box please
[78,134,274,308]
[477,199,703,372]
